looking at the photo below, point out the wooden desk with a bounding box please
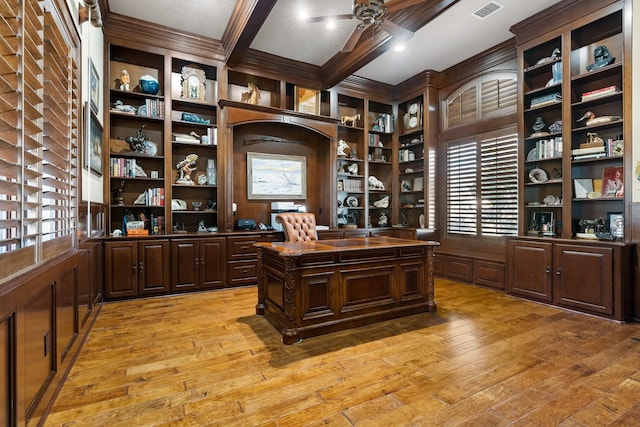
[255,236,439,344]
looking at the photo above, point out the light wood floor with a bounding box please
[44,279,640,426]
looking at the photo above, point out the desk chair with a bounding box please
[275,212,318,242]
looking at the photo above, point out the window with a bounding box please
[0,3,78,280]
[446,132,518,236]
[444,72,516,130]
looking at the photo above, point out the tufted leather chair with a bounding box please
[275,212,318,242]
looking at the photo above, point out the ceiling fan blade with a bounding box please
[308,13,353,24]
[380,19,414,42]
[340,25,367,53]
[384,0,427,14]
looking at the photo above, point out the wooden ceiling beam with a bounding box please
[321,0,460,88]
[222,0,277,68]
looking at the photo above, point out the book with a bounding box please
[581,85,618,101]
[530,92,561,108]
[573,152,608,161]
[571,146,605,155]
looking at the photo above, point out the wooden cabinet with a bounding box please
[398,96,426,228]
[507,237,632,320]
[226,234,264,287]
[336,94,365,228]
[513,1,629,239]
[171,237,226,291]
[367,100,394,228]
[104,239,170,298]
[106,43,221,235]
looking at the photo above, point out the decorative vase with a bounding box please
[139,75,160,95]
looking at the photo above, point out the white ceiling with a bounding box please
[107,0,564,85]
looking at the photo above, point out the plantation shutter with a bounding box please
[480,134,518,236]
[446,141,477,235]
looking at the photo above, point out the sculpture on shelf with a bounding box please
[347,162,358,175]
[125,124,150,153]
[535,48,561,66]
[133,192,146,205]
[368,175,385,191]
[378,212,388,227]
[586,45,615,72]
[111,99,138,114]
[337,139,349,157]
[548,120,562,133]
[340,113,360,127]
[577,111,620,127]
[119,70,130,91]
[530,116,548,137]
[114,180,125,205]
[373,195,389,208]
[197,220,207,232]
[181,112,210,124]
[176,153,198,184]
[240,82,260,105]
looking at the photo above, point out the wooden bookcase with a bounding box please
[105,43,220,234]
[509,0,634,321]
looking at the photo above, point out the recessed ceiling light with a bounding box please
[298,10,309,21]
[325,20,337,30]
[394,44,405,52]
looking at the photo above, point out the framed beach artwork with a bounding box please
[247,152,306,200]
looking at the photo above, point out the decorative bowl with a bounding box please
[139,75,159,95]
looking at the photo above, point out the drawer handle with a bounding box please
[240,245,250,250]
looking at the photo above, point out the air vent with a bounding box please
[472,1,503,19]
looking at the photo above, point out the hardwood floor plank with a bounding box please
[44,279,640,426]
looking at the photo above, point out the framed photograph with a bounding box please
[607,212,624,239]
[530,211,555,236]
[247,152,306,200]
[602,166,623,197]
[88,112,103,175]
[294,86,320,115]
[89,58,99,114]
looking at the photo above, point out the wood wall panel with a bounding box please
[0,313,15,426]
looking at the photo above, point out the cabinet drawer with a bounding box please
[228,261,258,285]
[227,235,260,260]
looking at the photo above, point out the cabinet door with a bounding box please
[171,239,200,291]
[105,241,139,299]
[506,239,553,302]
[200,238,225,289]
[553,244,613,315]
[139,240,170,295]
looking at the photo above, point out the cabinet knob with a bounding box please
[545,267,551,274]
[132,264,137,273]
[195,259,199,269]
[555,268,561,276]
[200,258,205,267]
[138,262,144,272]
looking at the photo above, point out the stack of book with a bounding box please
[530,92,561,108]
[572,141,606,160]
[581,85,618,102]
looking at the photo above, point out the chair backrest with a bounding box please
[275,212,318,242]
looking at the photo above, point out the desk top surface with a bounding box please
[255,236,439,256]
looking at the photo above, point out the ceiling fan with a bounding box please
[307,0,426,53]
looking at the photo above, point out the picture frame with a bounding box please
[530,211,555,236]
[602,166,623,197]
[247,152,306,200]
[607,212,624,239]
[294,86,320,115]
[89,58,99,114]
[89,112,103,175]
